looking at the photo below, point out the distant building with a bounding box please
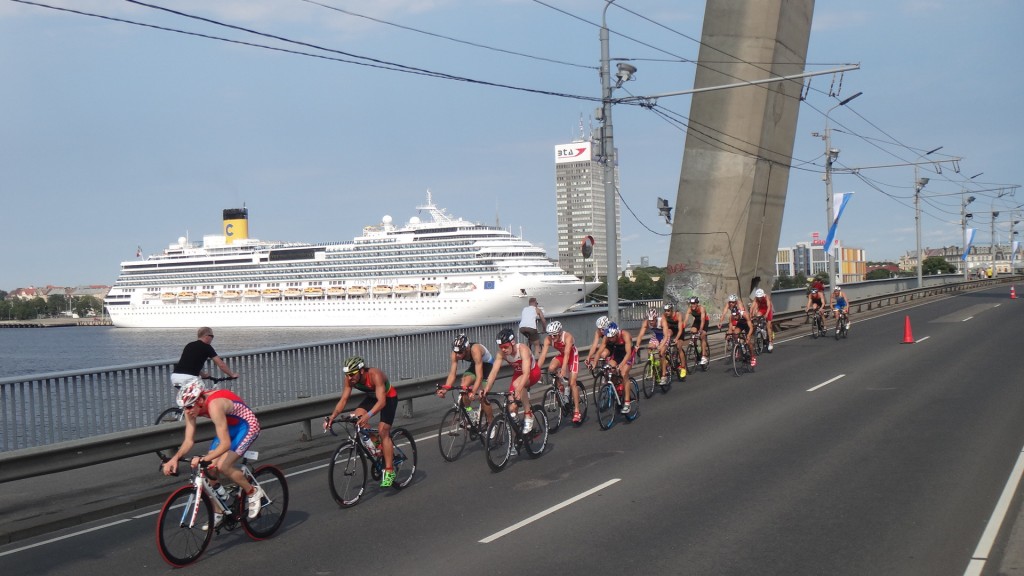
[776,238,865,283]
[554,133,620,282]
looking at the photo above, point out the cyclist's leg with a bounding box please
[211,422,258,494]
[378,397,399,474]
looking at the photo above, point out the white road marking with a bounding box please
[479,478,621,543]
[0,519,132,558]
[964,445,1024,576]
[807,374,845,392]
[916,336,930,343]
[963,317,973,322]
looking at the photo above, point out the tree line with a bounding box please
[0,291,105,321]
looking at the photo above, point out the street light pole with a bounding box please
[991,204,1000,278]
[821,91,862,289]
[913,146,941,287]
[600,0,619,322]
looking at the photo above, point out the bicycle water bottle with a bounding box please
[358,428,377,455]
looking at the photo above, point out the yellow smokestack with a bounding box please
[223,208,249,244]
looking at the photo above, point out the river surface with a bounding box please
[0,325,396,379]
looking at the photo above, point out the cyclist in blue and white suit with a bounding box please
[832,286,851,331]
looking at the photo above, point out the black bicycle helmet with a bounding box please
[496,328,516,346]
[452,334,469,353]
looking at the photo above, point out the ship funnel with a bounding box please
[223,208,249,244]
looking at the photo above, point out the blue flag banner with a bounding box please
[962,228,976,261]
[1012,240,1020,265]
[823,193,853,253]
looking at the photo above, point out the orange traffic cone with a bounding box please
[902,316,915,344]
[1012,286,1017,299]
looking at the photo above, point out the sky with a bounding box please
[2,0,1022,290]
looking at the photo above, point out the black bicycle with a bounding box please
[683,331,707,374]
[154,376,236,461]
[725,332,754,376]
[592,358,640,430]
[808,309,826,339]
[541,371,589,432]
[833,308,850,340]
[752,315,769,354]
[325,414,417,507]
[436,384,502,462]
[484,390,549,472]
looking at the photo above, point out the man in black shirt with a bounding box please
[170,327,238,389]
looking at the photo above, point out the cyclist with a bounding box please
[161,381,264,525]
[538,321,584,423]
[662,303,685,369]
[685,296,711,367]
[805,288,826,327]
[832,286,851,331]
[635,307,675,385]
[584,315,612,368]
[748,288,775,352]
[518,297,546,357]
[724,305,757,368]
[170,327,238,389]
[324,357,399,487]
[594,322,635,413]
[720,293,761,364]
[482,328,542,433]
[436,334,495,424]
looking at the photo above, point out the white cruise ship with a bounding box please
[104,193,592,328]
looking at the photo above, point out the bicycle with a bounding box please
[752,315,769,354]
[155,452,288,567]
[683,331,707,374]
[154,376,237,461]
[325,414,418,507]
[833,308,850,340]
[807,309,826,339]
[436,384,502,462]
[484,390,549,472]
[638,347,670,398]
[541,371,589,431]
[592,358,640,430]
[725,332,754,376]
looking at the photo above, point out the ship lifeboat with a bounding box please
[326,287,346,298]
[222,290,242,300]
[372,285,392,296]
[304,287,324,298]
[347,285,368,297]
[197,291,216,301]
[262,288,282,299]
[177,291,196,301]
[393,284,418,296]
[283,288,303,299]
[161,292,177,302]
[421,284,440,294]
[243,289,262,299]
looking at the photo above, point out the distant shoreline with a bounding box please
[0,318,112,328]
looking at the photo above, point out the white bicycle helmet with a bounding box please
[177,380,205,408]
[546,321,563,335]
[754,288,766,298]
[596,316,610,330]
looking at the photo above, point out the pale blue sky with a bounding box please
[2,0,1021,289]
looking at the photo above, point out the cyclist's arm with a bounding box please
[163,412,198,476]
[440,352,460,393]
[469,345,487,394]
[481,352,504,397]
[326,381,353,427]
[211,355,238,379]
[538,336,552,366]
[560,332,574,378]
[586,330,602,363]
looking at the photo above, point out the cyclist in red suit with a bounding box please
[594,322,635,413]
[538,321,584,423]
[482,328,542,433]
[749,288,775,352]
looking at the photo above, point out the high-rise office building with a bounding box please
[553,138,620,282]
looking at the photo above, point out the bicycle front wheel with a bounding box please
[595,382,616,430]
[242,465,288,539]
[154,407,183,461]
[624,379,641,421]
[542,388,564,434]
[640,358,657,398]
[438,407,468,462]
[523,405,549,457]
[756,330,766,354]
[485,418,512,472]
[573,383,590,425]
[731,344,743,377]
[156,485,213,567]
[390,427,417,489]
[328,440,367,507]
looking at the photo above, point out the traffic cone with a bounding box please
[1012,286,1017,299]
[902,316,915,344]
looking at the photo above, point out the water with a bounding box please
[0,325,396,378]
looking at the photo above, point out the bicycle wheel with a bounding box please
[731,343,743,377]
[695,342,708,372]
[624,379,641,421]
[242,465,288,539]
[640,356,656,398]
[156,485,213,567]
[523,405,548,457]
[595,382,616,430]
[755,330,766,354]
[476,399,502,442]
[154,407,183,461]
[327,440,367,507]
[388,427,417,489]
[485,418,512,472]
[573,383,589,425]
[542,388,564,433]
[438,407,468,462]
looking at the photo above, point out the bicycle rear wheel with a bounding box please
[595,382,616,430]
[154,407,183,461]
[438,407,468,462]
[327,440,367,507]
[542,388,564,433]
[485,418,512,472]
[573,383,590,425]
[156,485,213,567]
[522,405,548,457]
[810,315,820,339]
[389,427,417,489]
[756,330,766,354]
[242,465,288,539]
[624,379,641,421]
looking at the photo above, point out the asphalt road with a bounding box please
[2,286,1023,575]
